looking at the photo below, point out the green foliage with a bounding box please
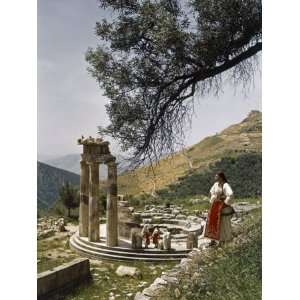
[158,153,261,199]
[156,209,262,300]
[189,237,261,299]
[86,0,262,163]
[58,182,79,217]
[99,189,107,214]
[127,196,141,208]
[52,199,67,217]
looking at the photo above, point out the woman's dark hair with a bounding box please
[217,172,228,183]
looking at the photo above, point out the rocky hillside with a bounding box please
[37,162,80,209]
[118,110,262,196]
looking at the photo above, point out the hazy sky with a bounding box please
[38,0,261,158]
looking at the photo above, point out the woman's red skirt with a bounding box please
[204,200,225,240]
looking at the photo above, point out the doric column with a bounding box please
[88,162,100,242]
[106,161,118,247]
[79,159,89,237]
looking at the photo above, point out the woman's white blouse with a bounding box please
[209,182,234,205]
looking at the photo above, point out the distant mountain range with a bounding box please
[40,154,130,178]
[37,161,80,209]
[44,154,81,174]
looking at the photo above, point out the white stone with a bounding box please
[158,240,164,250]
[116,266,141,278]
[176,214,186,220]
[161,275,178,284]
[174,288,181,298]
[163,232,171,250]
[172,209,180,215]
[134,292,150,300]
[153,277,167,286]
[187,216,202,223]
[143,284,167,297]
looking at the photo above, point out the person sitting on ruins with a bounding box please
[141,224,151,249]
[151,226,160,248]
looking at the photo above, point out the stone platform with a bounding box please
[70,233,191,262]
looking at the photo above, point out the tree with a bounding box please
[58,182,79,217]
[86,0,262,165]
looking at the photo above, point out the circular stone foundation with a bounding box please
[70,234,191,262]
[70,224,194,262]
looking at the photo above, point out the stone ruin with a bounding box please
[118,200,142,240]
[116,201,205,250]
[77,136,118,247]
[37,217,67,240]
[70,137,198,261]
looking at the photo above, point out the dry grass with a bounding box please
[118,111,261,195]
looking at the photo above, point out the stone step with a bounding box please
[71,236,189,260]
[70,237,186,262]
[75,234,189,254]
[74,237,189,259]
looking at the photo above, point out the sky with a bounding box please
[38,0,261,158]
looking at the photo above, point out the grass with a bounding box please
[188,213,261,299]
[64,260,176,300]
[37,228,176,300]
[37,234,78,273]
[155,208,262,300]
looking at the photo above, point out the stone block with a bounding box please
[134,292,151,300]
[186,232,198,249]
[176,214,186,220]
[158,240,164,250]
[37,258,90,300]
[163,232,171,250]
[131,229,143,249]
[116,266,141,278]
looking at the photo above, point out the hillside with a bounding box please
[159,152,262,199]
[118,110,261,196]
[37,161,80,209]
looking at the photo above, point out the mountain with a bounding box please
[44,154,130,177]
[37,153,59,162]
[37,161,80,209]
[45,154,81,174]
[118,110,262,196]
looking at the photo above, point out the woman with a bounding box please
[141,224,151,249]
[204,172,234,246]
